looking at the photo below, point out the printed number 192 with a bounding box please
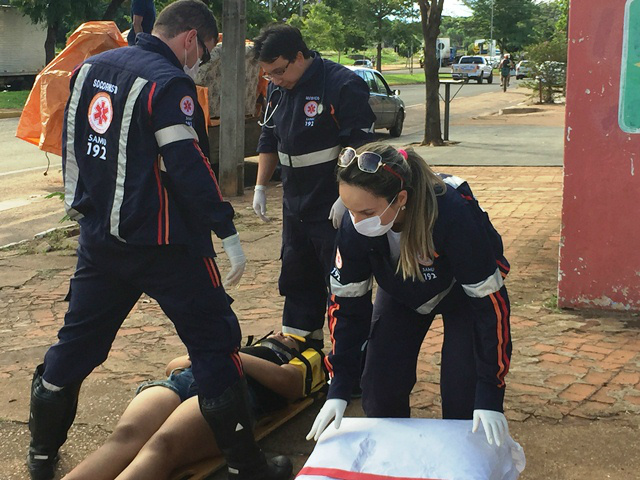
[87,142,107,160]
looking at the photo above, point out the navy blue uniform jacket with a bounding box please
[326,175,512,412]
[257,54,376,220]
[62,34,236,257]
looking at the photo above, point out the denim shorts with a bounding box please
[136,367,199,402]
[136,367,260,413]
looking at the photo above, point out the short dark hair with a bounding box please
[252,24,311,63]
[153,0,218,43]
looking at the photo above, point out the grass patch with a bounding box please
[383,72,455,85]
[321,48,403,66]
[543,294,563,312]
[0,90,30,109]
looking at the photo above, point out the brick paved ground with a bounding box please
[0,165,639,479]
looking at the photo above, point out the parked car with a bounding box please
[347,66,405,137]
[515,60,530,79]
[353,59,373,68]
[451,55,494,83]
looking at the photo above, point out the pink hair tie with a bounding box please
[397,148,408,160]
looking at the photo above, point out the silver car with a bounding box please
[347,66,405,137]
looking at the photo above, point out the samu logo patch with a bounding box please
[88,92,113,134]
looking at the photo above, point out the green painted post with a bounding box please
[619,0,640,133]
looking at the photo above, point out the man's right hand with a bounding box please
[252,185,270,222]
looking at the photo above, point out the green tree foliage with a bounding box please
[523,36,567,103]
[440,15,479,53]
[462,0,539,53]
[287,3,346,59]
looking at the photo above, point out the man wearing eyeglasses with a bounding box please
[25,2,291,480]
[251,24,376,349]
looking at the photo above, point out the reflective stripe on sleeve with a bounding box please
[278,145,341,168]
[441,175,466,189]
[415,279,457,315]
[64,63,92,220]
[329,275,373,298]
[110,77,149,241]
[461,267,504,298]
[155,124,199,148]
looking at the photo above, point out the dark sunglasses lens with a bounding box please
[358,152,382,173]
[338,148,356,167]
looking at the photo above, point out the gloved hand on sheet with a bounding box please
[221,233,246,287]
[328,197,347,229]
[252,185,270,222]
[306,399,347,441]
[472,409,509,447]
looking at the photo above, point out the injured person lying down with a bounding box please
[62,332,326,480]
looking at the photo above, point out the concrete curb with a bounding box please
[0,109,22,119]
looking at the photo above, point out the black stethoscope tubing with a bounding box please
[258,57,326,129]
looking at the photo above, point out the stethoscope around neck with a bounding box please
[258,57,326,129]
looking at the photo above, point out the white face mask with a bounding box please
[183,41,200,80]
[349,195,400,237]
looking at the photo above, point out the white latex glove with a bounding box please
[472,409,509,447]
[221,233,246,287]
[252,185,270,222]
[328,197,347,229]
[306,399,347,441]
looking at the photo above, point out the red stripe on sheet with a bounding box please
[297,467,443,480]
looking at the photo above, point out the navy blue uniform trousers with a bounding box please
[279,216,336,340]
[362,287,478,419]
[42,238,243,399]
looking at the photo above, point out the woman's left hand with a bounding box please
[472,409,509,446]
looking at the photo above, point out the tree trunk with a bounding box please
[102,0,126,20]
[418,0,445,146]
[44,22,58,65]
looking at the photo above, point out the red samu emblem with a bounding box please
[180,95,195,116]
[88,92,113,134]
[304,101,319,117]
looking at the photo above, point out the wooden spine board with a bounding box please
[170,395,318,480]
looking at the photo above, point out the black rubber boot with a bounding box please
[27,364,82,480]
[200,378,293,480]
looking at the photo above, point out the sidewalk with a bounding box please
[1,105,639,479]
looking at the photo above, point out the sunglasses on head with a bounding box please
[338,147,405,185]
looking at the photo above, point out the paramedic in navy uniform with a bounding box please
[25,2,290,480]
[251,24,375,346]
[307,143,513,447]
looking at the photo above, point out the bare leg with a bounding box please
[63,387,181,480]
[115,396,219,480]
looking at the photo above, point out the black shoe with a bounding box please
[26,451,58,480]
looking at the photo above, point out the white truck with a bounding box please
[0,5,47,89]
[451,56,494,84]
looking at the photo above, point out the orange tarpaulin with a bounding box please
[15,21,209,156]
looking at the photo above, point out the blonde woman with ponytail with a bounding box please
[308,142,513,449]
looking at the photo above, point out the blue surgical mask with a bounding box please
[349,195,400,237]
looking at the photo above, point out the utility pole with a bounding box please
[490,0,494,60]
[269,0,273,13]
[299,0,303,16]
[220,0,246,196]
